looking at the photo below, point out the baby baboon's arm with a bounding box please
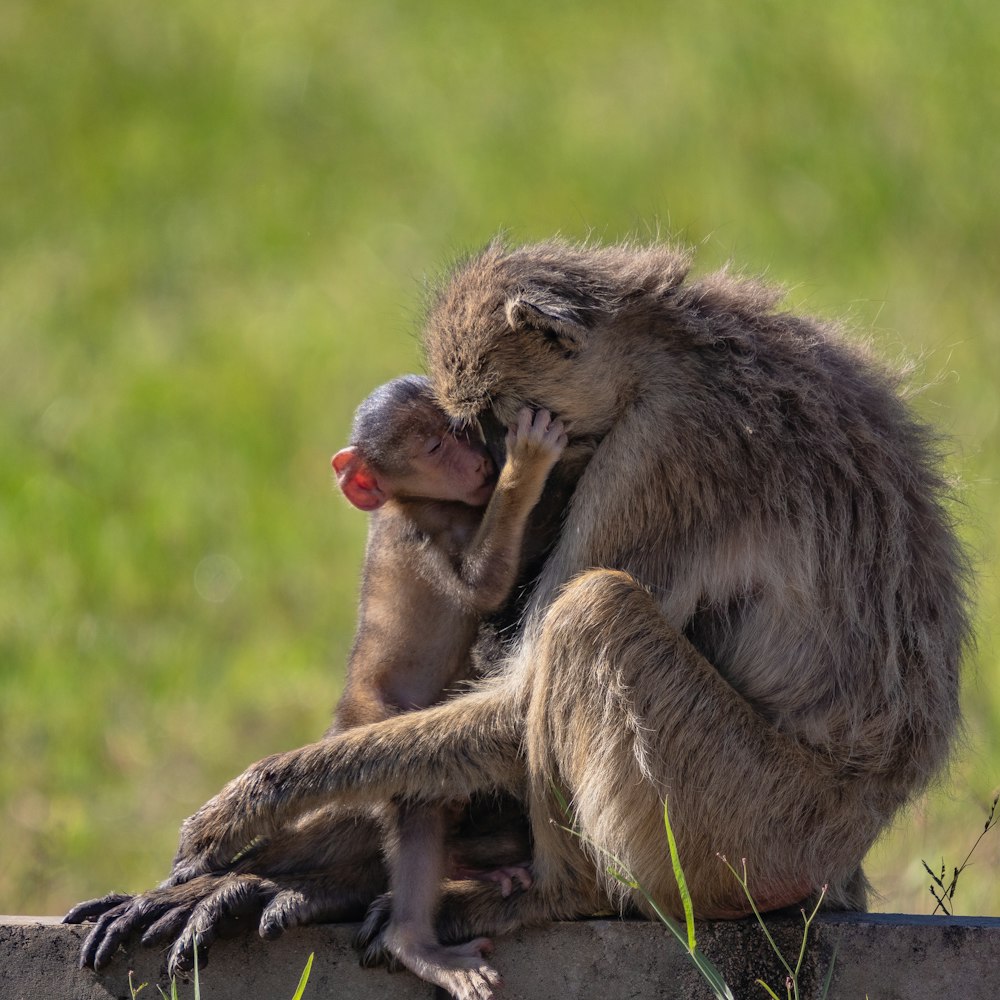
[423,407,566,613]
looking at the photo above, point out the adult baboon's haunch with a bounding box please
[70,239,970,992]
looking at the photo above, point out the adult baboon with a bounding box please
[69,239,969,994]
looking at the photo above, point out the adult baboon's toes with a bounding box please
[166,926,214,978]
[141,905,193,947]
[354,890,393,955]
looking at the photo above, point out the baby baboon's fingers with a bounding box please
[431,954,502,1000]
[531,408,553,433]
[517,407,534,437]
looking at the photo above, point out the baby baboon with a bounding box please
[69,238,970,1000]
[69,375,564,993]
[328,375,563,994]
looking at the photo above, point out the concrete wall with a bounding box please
[2,912,999,1000]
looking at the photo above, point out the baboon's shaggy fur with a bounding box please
[69,239,970,995]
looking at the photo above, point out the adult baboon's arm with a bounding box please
[170,684,523,883]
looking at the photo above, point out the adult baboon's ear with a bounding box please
[505,294,588,358]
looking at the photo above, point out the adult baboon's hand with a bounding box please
[65,871,352,975]
[65,878,212,971]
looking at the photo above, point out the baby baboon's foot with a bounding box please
[450,862,533,897]
[385,928,501,1000]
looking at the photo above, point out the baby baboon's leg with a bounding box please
[172,686,523,881]
[369,801,502,1000]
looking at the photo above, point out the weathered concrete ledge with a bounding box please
[2,912,998,1000]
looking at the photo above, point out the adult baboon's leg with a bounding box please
[527,569,877,918]
[172,686,523,883]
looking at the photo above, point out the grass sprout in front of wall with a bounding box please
[552,787,836,1000]
[717,855,836,1000]
[127,944,315,1000]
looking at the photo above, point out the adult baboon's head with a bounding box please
[422,237,692,442]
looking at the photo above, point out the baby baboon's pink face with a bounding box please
[388,423,497,507]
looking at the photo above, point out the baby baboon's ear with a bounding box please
[505,293,589,358]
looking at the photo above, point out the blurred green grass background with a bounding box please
[2,0,998,917]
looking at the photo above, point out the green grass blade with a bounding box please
[819,941,839,1000]
[290,951,315,1000]
[556,815,734,1000]
[755,979,783,1000]
[663,797,697,953]
[193,939,201,1000]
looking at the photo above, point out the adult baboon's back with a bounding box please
[72,239,970,983]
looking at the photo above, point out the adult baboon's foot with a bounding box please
[354,891,396,967]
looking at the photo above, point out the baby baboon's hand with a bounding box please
[505,407,567,476]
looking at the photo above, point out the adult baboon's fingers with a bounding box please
[166,876,265,977]
[140,905,194,947]
[79,896,169,969]
[258,888,300,940]
[64,892,132,925]
[78,906,128,969]
[89,895,176,972]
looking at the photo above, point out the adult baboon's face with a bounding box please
[422,241,615,448]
